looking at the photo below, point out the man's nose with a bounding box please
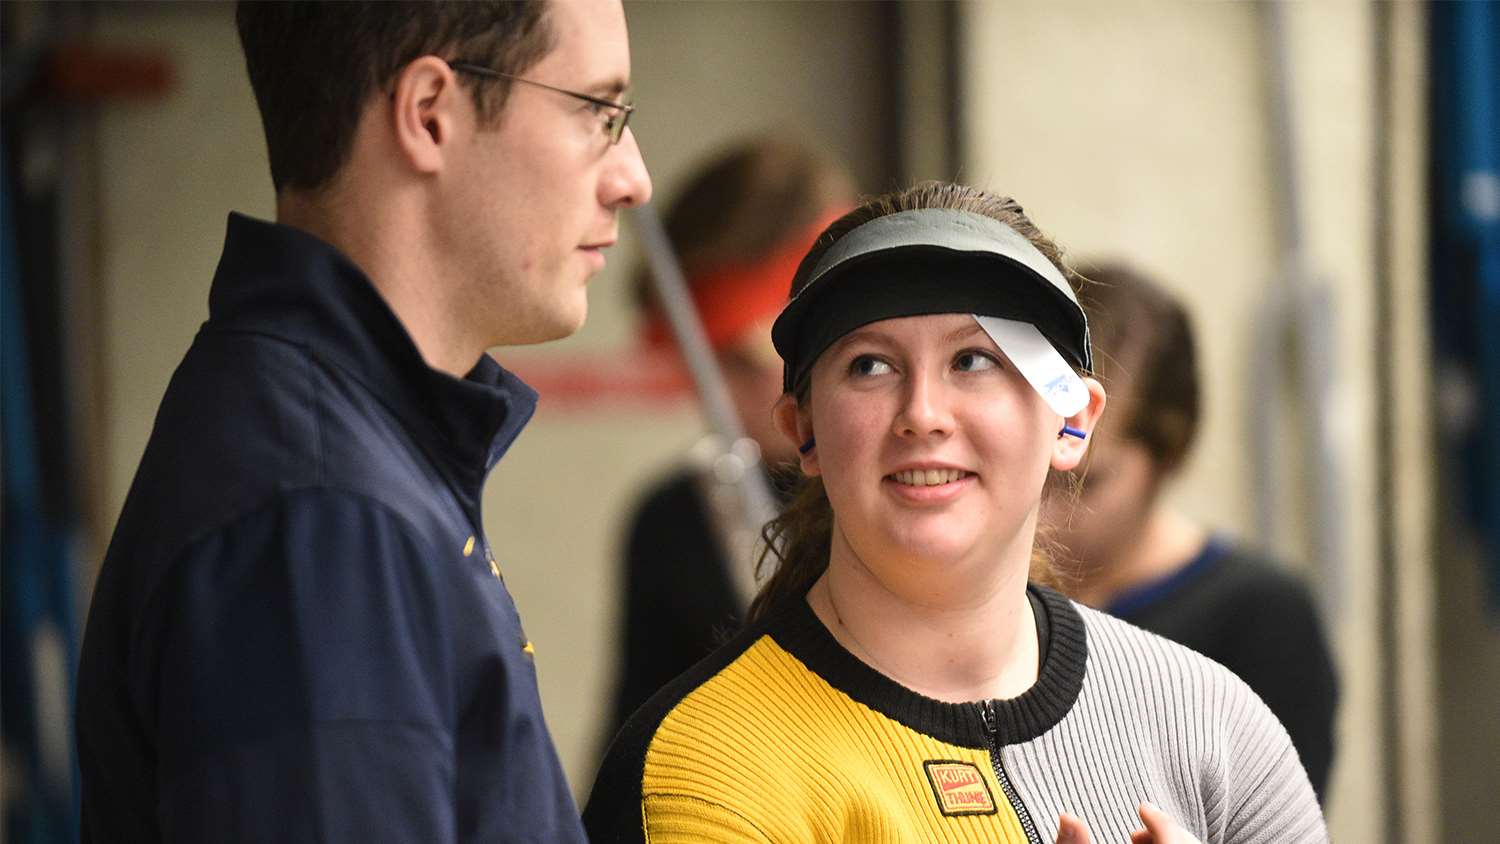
[602,126,652,209]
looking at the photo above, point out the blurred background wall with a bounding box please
[3,2,1497,843]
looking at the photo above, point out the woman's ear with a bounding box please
[1052,376,1106,472]
[772,394,819,477]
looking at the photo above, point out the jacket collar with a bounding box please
[206,212,537,511]
[765,584,1087,748]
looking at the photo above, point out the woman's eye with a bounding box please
[849,355,892,377]
[954,351,1000,372]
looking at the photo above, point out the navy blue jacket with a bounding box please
[76,214,586,842]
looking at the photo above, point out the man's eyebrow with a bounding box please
[589,77,629,99]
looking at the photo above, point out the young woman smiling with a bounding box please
[585,183,1327,844]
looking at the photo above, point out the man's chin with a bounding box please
[504,301,588,347]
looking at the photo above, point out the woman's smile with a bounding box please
[883,464,977,504]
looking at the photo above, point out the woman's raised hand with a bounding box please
[1055,812,1091,843]
[1053,803,1204,844]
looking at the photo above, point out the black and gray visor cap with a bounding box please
[770,208,1092,394]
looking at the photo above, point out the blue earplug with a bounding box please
[1059,426,1087,440]
[799,436,817,454]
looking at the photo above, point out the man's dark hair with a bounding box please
[236,1,554,193]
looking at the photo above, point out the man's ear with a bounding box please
[772,394,818,477]
[1052,376,1106,472]
[389,56,462,176]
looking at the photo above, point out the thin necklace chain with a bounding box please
[821,578,1035,701]
[822,579,918,689]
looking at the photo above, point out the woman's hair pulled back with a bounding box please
[748,182,1082,622]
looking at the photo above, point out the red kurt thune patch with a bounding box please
[922,760,998,816]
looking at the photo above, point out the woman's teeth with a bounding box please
[890,468,969,486]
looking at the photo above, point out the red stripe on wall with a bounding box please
[501,350,698,412]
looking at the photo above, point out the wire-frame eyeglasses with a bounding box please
[447,61,634,145]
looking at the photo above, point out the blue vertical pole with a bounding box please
[1456,4,1500,609]
[1432,1,1500,611]
[1,145,81,842]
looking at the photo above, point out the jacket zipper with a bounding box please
[980,700,1042,844]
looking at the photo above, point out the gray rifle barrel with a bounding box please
[627,205,782,587]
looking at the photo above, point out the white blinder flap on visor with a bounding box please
[973,315,1089,417]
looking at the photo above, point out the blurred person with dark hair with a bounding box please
[606,137,854,738]
[74,2,651,840]
[1048,263,1338,799]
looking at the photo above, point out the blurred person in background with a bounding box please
[606,137,854,737]
[1049,262,1338,800]
[73,1,650,840]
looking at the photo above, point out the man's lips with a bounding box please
[579,240,613,271]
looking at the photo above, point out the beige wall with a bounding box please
[1385,3,1441,838]
[96,5,274,523]
[961,1,1436,840]
[962,1,1273,538]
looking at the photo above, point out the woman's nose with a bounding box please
[892,369,954,439]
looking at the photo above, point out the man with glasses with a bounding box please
[75,1,650,841]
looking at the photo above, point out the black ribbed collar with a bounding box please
[766,584,1087,749]
[205,213,537,515]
